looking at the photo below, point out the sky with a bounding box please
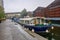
[3,0,54,13]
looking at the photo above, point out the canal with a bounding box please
[37,31,60,40]
[13,18,60,40]
[18,23,60,40]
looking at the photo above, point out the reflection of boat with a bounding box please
[19,17,52,32]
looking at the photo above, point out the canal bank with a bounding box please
[0,19,48,40]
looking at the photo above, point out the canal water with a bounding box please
[37,32,60,40]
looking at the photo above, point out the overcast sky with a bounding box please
[3,0,54,13]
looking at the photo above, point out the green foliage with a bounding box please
[0,6,5,19]
[0,13,5,18]
[20,9,28,18]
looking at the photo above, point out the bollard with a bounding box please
[0,20,1,23]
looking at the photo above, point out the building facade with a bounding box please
[0,0,3,7]
[0,0,4,12]
[27,11,33,17]
[33,0,60,18]
[5,12,21,18]
[46,0,60,18]
[33,7,45,17]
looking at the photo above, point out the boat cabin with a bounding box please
[44,18,60,26]
[19,17,49,26]
[19,18,35,25]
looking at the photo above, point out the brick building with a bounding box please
[46,0,60,18]
[33,0,60,18]
[33,7,45,17]
[33,0,60,25]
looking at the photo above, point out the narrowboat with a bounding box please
[19,17,52,32]
[45,18,60,39]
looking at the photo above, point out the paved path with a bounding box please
[0,19,47,40]
[0,19,38,40]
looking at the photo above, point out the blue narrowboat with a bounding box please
[19,17,52,32]
[45,18,60,37]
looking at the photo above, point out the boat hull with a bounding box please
[24,24,51,32]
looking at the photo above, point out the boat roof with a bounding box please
[44,18,60,20]
[19,17,41,21]
[19,18,34,21]
[52,24,60,27]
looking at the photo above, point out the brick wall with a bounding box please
[33,8,45,17]
[46,7,60,18]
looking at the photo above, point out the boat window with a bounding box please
[20,20,24,24]
[51,20,60,25]
[25,21,29,24]
[37,18,40,24]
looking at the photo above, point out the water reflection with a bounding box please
[37,32,60,40]
[47,33,54,40]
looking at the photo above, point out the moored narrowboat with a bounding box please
[19,17,52,32]
[45,18,60,38]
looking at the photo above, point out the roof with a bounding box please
[47,0,60,9]
[5,12,20,14]
[19,18,34,21]
[34,7,45,12]
[45,18,60,20]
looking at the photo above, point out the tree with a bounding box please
[20,9,28,18]
[0,6,5,20]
